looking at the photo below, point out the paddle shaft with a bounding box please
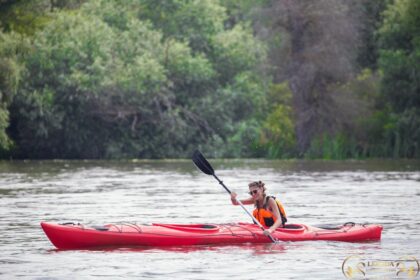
[212,174,277,243]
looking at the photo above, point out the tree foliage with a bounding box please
[0,31,29,152]
[377,0,420,157]
[0,0,418,159]
[5,0,268,158]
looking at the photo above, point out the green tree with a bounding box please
[0,31,29,153]
[0,0,85,35]
[354,0,391,70]
[10,12,120,158]
[8,0,270,159]
[257,82,295,158]
[378,0,420,157]
[135,0,226,53]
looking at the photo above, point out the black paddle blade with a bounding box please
[192,150,214,175]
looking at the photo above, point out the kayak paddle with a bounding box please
[192,150,278,243]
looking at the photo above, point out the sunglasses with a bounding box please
[249,190,259,195]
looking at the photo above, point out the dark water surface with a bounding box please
[1,159,419,279]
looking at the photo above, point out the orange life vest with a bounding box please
[252,196,287,227]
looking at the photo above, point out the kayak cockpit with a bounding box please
[152,223,220,233]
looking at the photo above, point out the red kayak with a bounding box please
[41,221,382,249]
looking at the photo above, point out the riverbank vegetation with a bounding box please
[0,0,418,159]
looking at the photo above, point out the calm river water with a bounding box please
[1,159,419,279]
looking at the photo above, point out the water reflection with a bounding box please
[46,242,289,255]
